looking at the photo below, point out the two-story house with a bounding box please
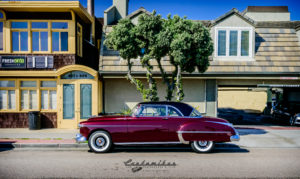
[0,0,103,129]
[100,1,300,118]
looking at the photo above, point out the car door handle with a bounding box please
[163,118,168,120]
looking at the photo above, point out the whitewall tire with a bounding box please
[191,141,215,153]
[88,131,112,153]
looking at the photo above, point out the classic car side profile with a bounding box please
[76,102,240,153]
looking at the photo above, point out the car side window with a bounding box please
[168,107,182,117]
[139,106,166,117]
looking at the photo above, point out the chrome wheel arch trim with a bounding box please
[177,132,189,144]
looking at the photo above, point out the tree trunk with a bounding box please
[144,62,159,101]
[156,59,173,101]
[175,65,184,101]
[126,59,146,100]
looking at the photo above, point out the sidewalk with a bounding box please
[0,126,300,149]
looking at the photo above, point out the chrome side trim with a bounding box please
[81,125,162,128]
[206,121,233,127]
[114,142,182,145]
[177,133,189,144]
[177,131,231,134]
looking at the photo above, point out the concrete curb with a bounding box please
[0,143,88,149]
[0,143,240,149]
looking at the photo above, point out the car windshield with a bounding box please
[190,108,202,117]
[131,105,140,116]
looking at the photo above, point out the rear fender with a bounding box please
[177,122,232,144]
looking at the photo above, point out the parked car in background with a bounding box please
[76,102,240,153]
[271,101,300,126]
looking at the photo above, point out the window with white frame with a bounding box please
[215,28,253,58]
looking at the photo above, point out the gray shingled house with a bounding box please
[99,1,300,117]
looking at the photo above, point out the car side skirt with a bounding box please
[114,142,182,145]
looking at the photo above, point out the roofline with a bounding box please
[0,1,94,23]
[99,71,300,79]
[211,8,256,27]
[126,7,151,19]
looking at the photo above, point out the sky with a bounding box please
[77,0,300,20]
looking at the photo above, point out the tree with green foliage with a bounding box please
[157,15,214,101]
[104,19,147,100]
[134,11,164,102]
[105,12,213,102]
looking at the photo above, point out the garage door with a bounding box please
[218,87,267,113]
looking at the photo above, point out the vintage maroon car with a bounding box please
[76,102,240,153]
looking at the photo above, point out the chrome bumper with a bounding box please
[230,133,240,142]
[76,133,87,143]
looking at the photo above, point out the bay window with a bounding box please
[9,21,70,53]
[216,27,253,58]
[0,80,57,112]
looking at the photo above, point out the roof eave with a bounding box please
[0,1,94,23]
[211,8,256,27]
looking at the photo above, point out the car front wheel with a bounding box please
[191,141,215,153]
[88,131,112,153]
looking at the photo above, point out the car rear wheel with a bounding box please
[88,131,112,153]
[191,141,215,153]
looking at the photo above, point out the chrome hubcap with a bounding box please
[95,137,106,147]
[198,141,208,147]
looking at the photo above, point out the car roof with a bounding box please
[138,101,194,116]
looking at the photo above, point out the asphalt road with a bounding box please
[0,147,300,178]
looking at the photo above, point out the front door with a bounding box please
[127,105,169,142]
[58,80,95,129]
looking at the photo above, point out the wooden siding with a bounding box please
[100,25,300,74]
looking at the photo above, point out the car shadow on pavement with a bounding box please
[89,144,249,153]
[0,141,15,152]
[236,127,267,136]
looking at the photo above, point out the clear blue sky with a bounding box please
[78,0,300,20]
